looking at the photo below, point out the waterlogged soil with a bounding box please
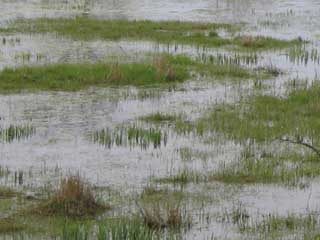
[1,0,320,239]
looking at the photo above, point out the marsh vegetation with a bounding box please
[0,1,319,240]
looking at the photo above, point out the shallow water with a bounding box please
[1,0,320,239]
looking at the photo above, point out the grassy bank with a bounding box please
[0,17,302,50]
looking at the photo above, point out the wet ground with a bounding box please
[1,0,320,239]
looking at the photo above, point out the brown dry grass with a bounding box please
[35,175,108,217]
[139,202,189,230]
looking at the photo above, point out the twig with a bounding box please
[278,137,320,156]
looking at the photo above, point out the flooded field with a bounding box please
[0,0,320,239]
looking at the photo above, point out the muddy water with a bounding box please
[1,1,320,239]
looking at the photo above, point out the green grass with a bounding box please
[0,218,25,234]
[0,54,259,92]
[210,147,320,185]
[0,17,302,50]
[251,213,317,234]
[0,187,18,198]
[197,83,320,146]
[0,125,35,142]
[0,61,187,92]
[140,112,178,123]
[93,125,167,149]
[61,217,179,240]
[154,169,204,185]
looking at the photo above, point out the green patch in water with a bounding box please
[93,125,167,149]
[140,112,178,123]
[0,17,302,50]
[0,125,35,143]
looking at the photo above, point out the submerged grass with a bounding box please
[0,125,35,143]
[198,83,320,185]
[210,147,320,185]
[0,17,302,50]
[197,82,320,147]
[251,213,318,234]
[93,125,167,149]
[154,169,204,186]
[60,217,179,240]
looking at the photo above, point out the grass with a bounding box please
[197,82,320,146]
[250,213,317,234]
[0,17,302,50]
[136,199,191,231]
[34,175,108,217]
[0,218,25,234]
[140,112,177,123]
[0,57,188,92]
[0,53,258,92]
[93,125,167,149]
[210,147,320,185]
[60,217,179,240]
[0,186,17,198]
[154,169,204,185]
[233,35,303,50]
[0,125,35,143]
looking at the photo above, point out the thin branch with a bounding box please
[278,137,320,157]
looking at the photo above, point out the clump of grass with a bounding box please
[255,65,284,77]
[140,112,177,123]
[179,147,210,162]
[234,35,303,50]
[200,53,258,66]
[98,218,156,240]
[288,47,320,65]
[0,218,25,234]
[137,202,190,230]
[0,125,35,143]
[0,186,17,198]
[93,126,167,149]
[220,202,250,232]
[35,175,108,217]
[154,169,204,185]
[61,217,180,239]
[251,213,317,234]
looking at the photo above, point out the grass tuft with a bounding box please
[35,175,108,217]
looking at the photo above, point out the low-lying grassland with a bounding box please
[196,82,320,147]
[0,17,302,50]
[0,59,187,92]
[0,54,259,92]
[210,147,320,185]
